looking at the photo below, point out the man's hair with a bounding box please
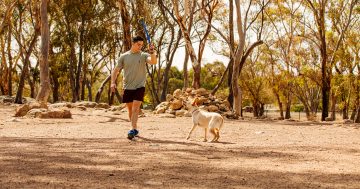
[132,36,144,43]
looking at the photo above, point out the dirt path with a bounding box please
[1,104,360,188]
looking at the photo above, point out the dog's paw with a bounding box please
[203,139,208,142]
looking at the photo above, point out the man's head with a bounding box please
[131,36,144,53]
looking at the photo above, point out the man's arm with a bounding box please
[110,67,121,93]
[147,44,157,65]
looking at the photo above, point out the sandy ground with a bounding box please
[0,104,360,189]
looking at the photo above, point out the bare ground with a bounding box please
[0,104,360,189]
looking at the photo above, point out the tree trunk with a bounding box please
[27,70,35,98]
[211,60,230,95]
[192,64,201,89]
[285,94,291,119]
[183,50,189,89]
[36,0,51,104]
[81,51,88,101]
[172,0,200,89]
[160,29,181,101]
[69,42,77,102]
[329,90,337,121]
[119,0,132,51]
[86,79,92,101]
[275,92,284,120]
[355,107,360,123]
[15,30,40,104]
[95,75,111,103]
[0,36,8,95]
[51,71,60,102]
[7,24,12,96]
[75,19,84,101]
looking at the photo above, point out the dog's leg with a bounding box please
[210,128,217,142]
[186,124,197,140]
[215,128,220,142]
[203,128,208,142]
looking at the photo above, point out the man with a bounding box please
[111,36,157,140]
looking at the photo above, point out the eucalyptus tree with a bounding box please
[302,0,359,121]
[14,1,41,104]
[231,0,269,116]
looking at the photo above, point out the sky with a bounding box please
[166,42,230,70]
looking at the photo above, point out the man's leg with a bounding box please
[126,102,133,121]
[131,100,142,130]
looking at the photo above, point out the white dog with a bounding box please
[186,98,224,142]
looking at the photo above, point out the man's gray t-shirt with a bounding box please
[117,51,150,90]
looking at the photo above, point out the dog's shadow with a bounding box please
[209,141,236,145]
[137,136,205,147]
[99,116,130,123]
[137,136,235,146]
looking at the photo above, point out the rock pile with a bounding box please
[0,95,125,119]
[154,88,233,118]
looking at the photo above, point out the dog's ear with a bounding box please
[191,97,199,107]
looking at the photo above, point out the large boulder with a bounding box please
[194,88,208,96]
[15,104,30,117]
[95,103,110,109]
[169,99,183,110]
[173,89,182,99]
[175,110,187,117]
[26,108,48,118]
[49,102,72,109]
[75,101,97,108]
[38,109,72,119]
[159,113,176,118]
[166,94,174,102]
[207,105,219,112]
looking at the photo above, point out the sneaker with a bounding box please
[133,129,139,136]
[127,130,136,140]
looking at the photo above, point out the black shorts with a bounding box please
[122,87,145,103]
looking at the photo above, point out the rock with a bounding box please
[325,117,334,121]
[185,88,193,93]
[29,102,48,110]
[26,108,47,118]
[224,111,239,119]
[155,102,169,109]
[49,102,72,109]
[165,109,176,115]
[109,105,124,112]
[175,110,187,117]
[77,106,87,111]
[169,99,183,110]
[1,96,15,103]
[6,118,21,122]
[156,107,166,114]
[173,89,182,99]
[159,113,176,118]
[15,104,30,117]
[223,100,231,108]
[194,88,208,96]
[75,101,97,108]
[219,104,229,112]
[184,111,192,117]
[38,109,72,119]
[207,105,219,112]
[166,94,174,102]
[95,103,110,109]
[343,119,353,124]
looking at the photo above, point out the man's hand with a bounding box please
[111,83,116,93]
[148,43,156,54]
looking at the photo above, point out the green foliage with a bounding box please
[292,104,304,112]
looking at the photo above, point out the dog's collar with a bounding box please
[191,108,200,114]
